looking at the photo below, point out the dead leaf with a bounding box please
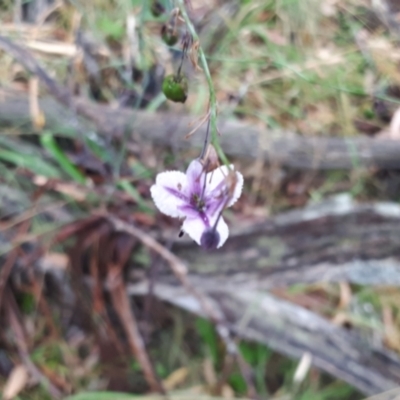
[162,367,188,390]
[203,358,217,386]
[320,0,338,17]
[29,77,45,129]
[353,119,382,136]
[3,365,29,400]
[376,106,400,140]
[39,252,69,271]
[338,282,352,309]
[221,384,235,398]
[331,311,352,327]
[189,40,202,71]
[383,305,400,351]
[265,29,287,46]
[33,176,87,201]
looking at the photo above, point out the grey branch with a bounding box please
[159,194,400,288]
[1,86,400,170]
[0,31,400,170]
[128,280,400,396]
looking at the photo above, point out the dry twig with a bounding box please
[108,263,165,394]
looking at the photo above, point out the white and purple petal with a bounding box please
[227,170,243,207]
[204,165,232,194]
[150,171,189,218]
[185,159,205,196]
[181,217,205,247]
[205,165,243,208]
[182,213,229,249]
[213,216,229,248]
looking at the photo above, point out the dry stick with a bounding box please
[108,217,257,397]
[4,287,62,398]
[107,264,165,394]
[4,86,400,170]
[3,37,400,171]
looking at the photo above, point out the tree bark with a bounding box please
[126,195,400,396]
[2,87,400,170]
[128,280,400,396]
[1,31,400,171]
[171,194,400,288]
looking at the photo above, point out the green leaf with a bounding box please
[40,132,86,184]
[0,149,60,178]
[97,16,124,39]
[228,370,247,395]
[195,318,219,365]
[117,179,153,212]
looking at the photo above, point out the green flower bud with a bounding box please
[162,74,188,103]
[151,1,165,17]
[161,24,179,46]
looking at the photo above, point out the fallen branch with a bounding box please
[107,200,400,396]
[1,35,400,170]
[172,194,400,287]
[127,280,400,396]
[2,86,400,170]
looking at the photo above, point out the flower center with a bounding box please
[191,193,206,211]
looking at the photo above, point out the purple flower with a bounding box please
[150,159,243,249]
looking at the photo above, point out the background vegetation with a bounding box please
[1,0,400,399]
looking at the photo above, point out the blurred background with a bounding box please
[2,0,400,399]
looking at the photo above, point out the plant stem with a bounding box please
[176,0,229,165]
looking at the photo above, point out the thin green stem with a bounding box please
[176,0,229,165]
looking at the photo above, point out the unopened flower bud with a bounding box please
[161,24,179,46]
[151,1,165,17]
[200,228,220,250]
[162,74,188,103]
